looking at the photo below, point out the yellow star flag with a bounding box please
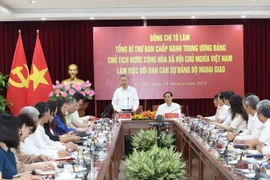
[28,32,52,106]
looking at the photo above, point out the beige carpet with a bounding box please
[118,161,128,180]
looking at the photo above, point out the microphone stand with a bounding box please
[189,120,195,134]
[200,122,208,138]
[195,119,204,134]
[127,97,129,111]
[164,122,169,135]
[186,106,189,116]
[216,130,227,150]
[255,160,270,179]
[223,131,243,164]
[207,127,216,142]
[157,125,162,148]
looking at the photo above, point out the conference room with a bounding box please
[0,0,270,179]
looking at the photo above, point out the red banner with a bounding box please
[7,33,29,115]
[94,25,244,100]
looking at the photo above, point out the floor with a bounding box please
[118,161,128,180]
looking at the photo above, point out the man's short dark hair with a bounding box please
[0,114,20,148]
[34,102,49,118]
[119,74,129,80]
[46,100,58,115]
[214,94,219,99]
[72,92,85,102]
[163,92,173,97]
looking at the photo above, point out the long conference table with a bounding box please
[97,119,240,180]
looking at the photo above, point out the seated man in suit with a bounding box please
[156,92,181,117]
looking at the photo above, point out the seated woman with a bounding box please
[0,114,40,180]
[16,113,55,174]
[215,95,248,134]
[45,100,80,143]
[54,99,77,135]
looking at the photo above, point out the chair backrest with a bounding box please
[152,104,183,113]
[152,105,159,111]
[136,105,143,114]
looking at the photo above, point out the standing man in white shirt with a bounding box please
[156,92,181,117]
[112,74,139,113]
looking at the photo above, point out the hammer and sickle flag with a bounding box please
[28,32,53,106]
[6,32,29,115]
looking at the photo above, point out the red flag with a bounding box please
[6,32,29,115]
[28,32,52,106]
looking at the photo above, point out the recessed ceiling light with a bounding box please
[252,0,257,1]
[241,15,246,18]
[141,16,146,19]
[191,16,196,19]
[29,0,36,3]
[41,17,46,20]
[90,17,94,20]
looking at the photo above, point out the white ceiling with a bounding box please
[0,0,270,21]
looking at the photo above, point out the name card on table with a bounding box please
[164,113,179,120]
[118,113,131,121]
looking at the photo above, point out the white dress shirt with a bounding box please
[222,112,232,126]
[206,105,230,122]
[156,102,181,117]
[237,113,263,140]
[262,146,270,155]
[112,86,139,112]
[20,123,66,158]
[258,119,270,146]
[229,114,247,133]
[72,110,89,123]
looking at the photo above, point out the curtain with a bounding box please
[0,19,269,116]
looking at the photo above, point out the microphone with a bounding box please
[101,104,113,118]
[189,119,196,134]
[216,130,227,147]
[149,115,164,128]
[156,115,164,126]
[195,113,208,133]
[127,97,129,110]
[223,130,243,158]
[168,106,182,113]
[186,106,189,116]
[227,130,243,146]
[200,122,209,138]
[207,127,217,142]
[233,144,249,161]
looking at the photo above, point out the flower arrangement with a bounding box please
[131,110,156,120]
[49,80,95,101]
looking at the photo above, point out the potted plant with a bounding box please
[131,129,175,151]
[0,72,9,114]
[124,144,186,179]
